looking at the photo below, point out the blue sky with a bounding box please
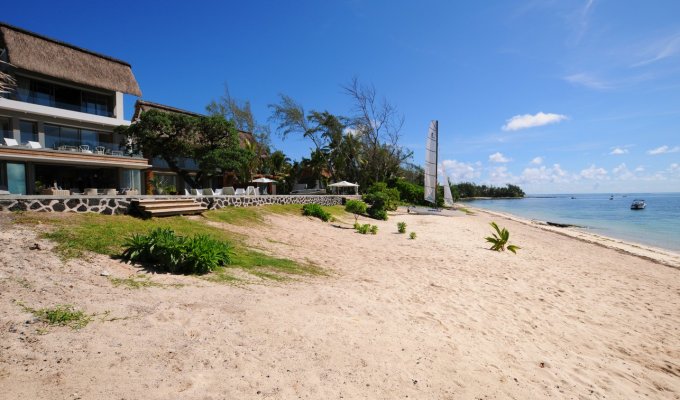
[6,0,680,193]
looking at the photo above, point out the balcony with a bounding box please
[0,144,149,169]
[0,97,129,128]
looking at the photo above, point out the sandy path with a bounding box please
[0,209,679,399]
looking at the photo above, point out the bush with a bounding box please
[409,232,417,240]
[397,222,407,233]
[365,182,400,211]
[368,208,388,221]
[369,225,378,235]
[302,203,331,222]
[121,228,231,274]
[345,199,368,215]
[356,224,370,234]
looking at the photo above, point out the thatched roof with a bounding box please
[0,22,141,96]
[133,100,256,145]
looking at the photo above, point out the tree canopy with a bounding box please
[116,109,253,189]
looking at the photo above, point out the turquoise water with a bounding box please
[465,193,680,252]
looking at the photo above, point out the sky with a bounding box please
[5,0,680,193]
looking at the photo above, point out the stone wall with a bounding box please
[0,195,352,215]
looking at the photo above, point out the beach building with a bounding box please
[0,22,147,195]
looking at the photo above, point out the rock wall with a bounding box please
[0,195,349,215]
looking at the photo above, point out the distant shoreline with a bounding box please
[466,205,680,269]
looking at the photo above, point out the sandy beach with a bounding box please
[1,207,679,399]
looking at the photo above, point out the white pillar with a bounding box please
[114,92,125,120]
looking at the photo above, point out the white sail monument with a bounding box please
[424,120,455,208]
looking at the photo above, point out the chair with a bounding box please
[246,186,257,196]
[27,141,42,149]
[222,186,235,196]
[203,188,215,196]
[84,188,98,195]
[234,188,246,196]
[79,145,92,153]
[191,189,202,196]
[3,138,19,147]
[214,188,223,196]
[95,146,106,154]
[184,189,191,196]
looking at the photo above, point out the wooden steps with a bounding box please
[131,198,207,217]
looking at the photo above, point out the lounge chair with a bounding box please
[214,188,223,195]
[191,189,201,196]
[27,141,42,149]
[4,138,19,147]
[95,146,106,154]
[203,188,215,196]
[222,186,235,195]
[79,145,92,153]
[234,188,246,196]
[246,186,257,196]
[184,189,191,196]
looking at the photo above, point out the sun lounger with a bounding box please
[203,188,215,196]
[246,186,257,196]
[234,188,246,196]
[222,186,235,195]
[4,138,19,147]
[27,141,42,149]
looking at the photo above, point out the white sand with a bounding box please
[0,208,679,399]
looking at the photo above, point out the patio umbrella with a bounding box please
[327,181,359,194]
[251,177,277,183]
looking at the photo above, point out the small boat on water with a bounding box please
[630,199,646,210]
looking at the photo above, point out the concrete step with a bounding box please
[144,206,207,217]
[133,198,199,205]
[139,201,200,210]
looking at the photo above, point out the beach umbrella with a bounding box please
[251,177,277,183]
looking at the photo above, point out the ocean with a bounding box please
[465,193,680,252]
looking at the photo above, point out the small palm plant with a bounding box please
[485,222,520,254]
[397,222,407,234]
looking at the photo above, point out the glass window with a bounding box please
[0,117,11,139]
[122,169,141,191]
[98,132,114,150]
[0,162,6,190]
[60,126,79,147]
[54,85,80,112]
[31,79,53,106]
[82,92,112,117]
[44,124,60,149]
[7,162,26,195]
[19,120,37,144]
[81,129,98,149]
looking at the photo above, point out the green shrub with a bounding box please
[369,225,378,235]
[397,222,407,233]
[345,199,368,215]
[365,182,400,211]
[121,228,231,274]
[355,223,376,235]
[409,232,417,240]
[368,207,388,221]
[485,222,520,254]
[302,203,331,222]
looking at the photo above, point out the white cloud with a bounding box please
[489,152,511,163]
[631,32,680,67]
[440,159,481,182]
[530,156,543,165]
[580,165,609,180]
[612,163,634,180]
[564,73,614,90]
[669,163,680,177]
[520,164,570,184]
[647,145,680,155]
[501,112,568,131]
[488,166,516,185]
[634,166,645,173]
[343,127,360,137]
[610,147,628,155]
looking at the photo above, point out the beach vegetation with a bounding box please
[109,275,171,289]
[12,213,321,283]
[485,222,520,254]
[302,203,332,222]
[121,228,231,274]
[344,200,368,222]
[17,302,91,329]
[409,232,417,240]
[397,221,407,233]
[355,223,378,235]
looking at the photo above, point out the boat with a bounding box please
[630,199,646,210]
[411,120,456,215]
